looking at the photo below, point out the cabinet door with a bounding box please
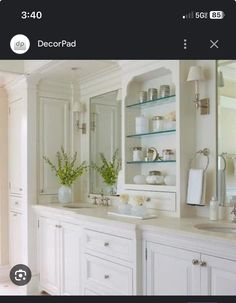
[39,217,60,295]
[9,211,24,267]
[146,242,200,295]
[201,254,236,295]
[9,99,25,195]
[39,97,70,195]
[60,222,82,295]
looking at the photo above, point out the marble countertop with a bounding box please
[33,203,236,246]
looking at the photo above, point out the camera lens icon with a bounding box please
[10,264,32,286]
[10,34,30,54]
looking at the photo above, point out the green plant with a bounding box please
[92,149,121,186]
[43,147,87,187]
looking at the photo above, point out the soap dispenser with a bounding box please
[209,196,219,221]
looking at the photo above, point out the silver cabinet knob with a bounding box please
[15,201,19,205]
[104,274,109,279]
[200,261,207,267]
[19,188,23,191]
[192,259,199,265]
[104,242,109,247]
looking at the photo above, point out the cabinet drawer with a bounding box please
[84,229,133,262]
[147,192,176,212]
[9,196,23,212]
[84,254,133,295]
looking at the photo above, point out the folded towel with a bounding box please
[218,169,226,205]
[187,169,206,206]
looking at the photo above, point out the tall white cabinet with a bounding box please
[8,98,25,196]
[7,79,28,268]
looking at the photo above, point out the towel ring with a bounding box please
[190,148,210,172]
[218,153,226,172]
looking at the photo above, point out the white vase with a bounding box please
[58,185,72,204]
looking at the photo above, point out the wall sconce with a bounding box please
[73,102,86,134]
[187,66,210,115]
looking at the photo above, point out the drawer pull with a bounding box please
[19,188,23,191]
[104,274,110,279]
[200,261,207,267]
[15,201,19,205]
[104,242,109,247]
[192,259,199,265]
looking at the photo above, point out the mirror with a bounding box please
[217,60,236,205]
[89,90,121,195]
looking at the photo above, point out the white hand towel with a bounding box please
[187,169,206,206]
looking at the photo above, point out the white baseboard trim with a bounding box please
[0,265,9,282]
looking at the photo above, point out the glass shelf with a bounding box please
[126,95,176,109]
[127,160,176,164]
[127,129,176,138]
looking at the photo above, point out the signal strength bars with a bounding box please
[183,12,194,19]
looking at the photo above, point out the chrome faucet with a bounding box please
[231,203,236,222]
[92,196,99,206]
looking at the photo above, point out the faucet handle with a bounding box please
[92,196,98,205]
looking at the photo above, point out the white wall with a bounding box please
[195,60,217,217]
[0,88,9,265]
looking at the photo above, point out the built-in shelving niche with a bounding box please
[124,67,177,192]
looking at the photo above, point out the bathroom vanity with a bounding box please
[33,204,236,295]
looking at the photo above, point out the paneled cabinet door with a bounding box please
[9,99,25,195]
[60,222,82,295]
[9,211,24,267]
[200,254,236,295]
[146,242,200,295]
[39,97,70,195]
[39,217,60,295]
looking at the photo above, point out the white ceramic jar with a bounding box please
[152,116,164,132]
[164,175,176,186]
[133,147,143,161]
[146,171,164,185]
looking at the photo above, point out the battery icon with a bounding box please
[209,11,225,19]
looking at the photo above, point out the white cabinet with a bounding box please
[39,217,60,295]
[146,242,200,295]
[82,228,134,295]
[60,222,82,295]
[201,254,236,295]
[38,217,82,295]
[39,97,70,196]
[146,241,236,296]
[9,211,24,267]
[8,98,25,196]
[83,254,133,295]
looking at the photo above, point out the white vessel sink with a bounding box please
[63,203,95,209]
[195,223,236,234]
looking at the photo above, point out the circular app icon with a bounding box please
[10,264,32,286]
[10,34,30,54]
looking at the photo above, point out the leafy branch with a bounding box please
[92,149,121,186]
[43,147,87,186]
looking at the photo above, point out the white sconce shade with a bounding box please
[187,66,205,82]
[186,65,209,115]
